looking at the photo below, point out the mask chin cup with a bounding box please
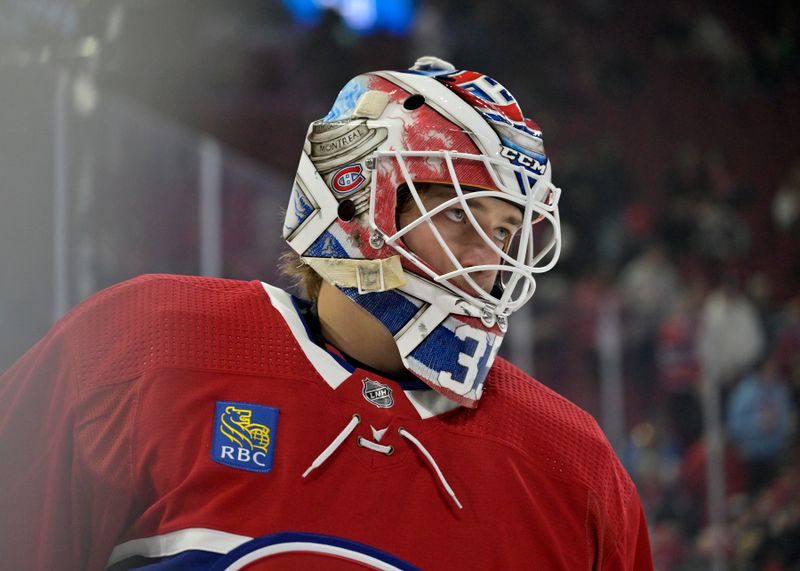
[302,255,407,294]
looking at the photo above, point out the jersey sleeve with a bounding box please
[477,358,654,570]
[588,441,653,571]
[0,315,85,569]
[0,274,269,570]
[600,490,653,571]
[0,287,140,571]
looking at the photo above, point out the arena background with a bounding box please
[1,1,798,569]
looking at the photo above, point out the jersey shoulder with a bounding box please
[450,357,639,551]
[448,356,634,498]
[59,274,298,390]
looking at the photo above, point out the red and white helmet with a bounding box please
[283,57,561,407]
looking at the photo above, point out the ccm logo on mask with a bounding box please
[500,146,546,174]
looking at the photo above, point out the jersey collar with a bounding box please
[260,282,460,419]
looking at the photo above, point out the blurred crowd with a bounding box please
[613,217,799,571]
[529,145,799,570]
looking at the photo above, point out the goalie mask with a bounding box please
[283,57,562,408]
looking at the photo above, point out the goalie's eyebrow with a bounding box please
[467,199,524,228]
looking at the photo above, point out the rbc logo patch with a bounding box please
[211,401,279,473]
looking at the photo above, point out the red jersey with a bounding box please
[0,274,652,570]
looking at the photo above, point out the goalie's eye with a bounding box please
[442,204,518,248]
[494,227,511,243]
[444,208,466,223]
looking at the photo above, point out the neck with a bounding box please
[316,281,405,375]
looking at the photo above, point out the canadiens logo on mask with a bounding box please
[332,164,367,195]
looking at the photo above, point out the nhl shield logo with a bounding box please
[362,379,394,408]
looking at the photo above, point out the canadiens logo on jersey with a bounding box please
[211,401,279,473]
[362,378,394,408]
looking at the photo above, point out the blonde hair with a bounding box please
[279,248,324,301]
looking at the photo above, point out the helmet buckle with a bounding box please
[496,313,508,333]
[481,306,497,328]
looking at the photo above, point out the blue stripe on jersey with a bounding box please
[107,550,221,570]
[326,347,357,372]
[211,531,420,570]
[289,295,316,340]
[107,533,420,570]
